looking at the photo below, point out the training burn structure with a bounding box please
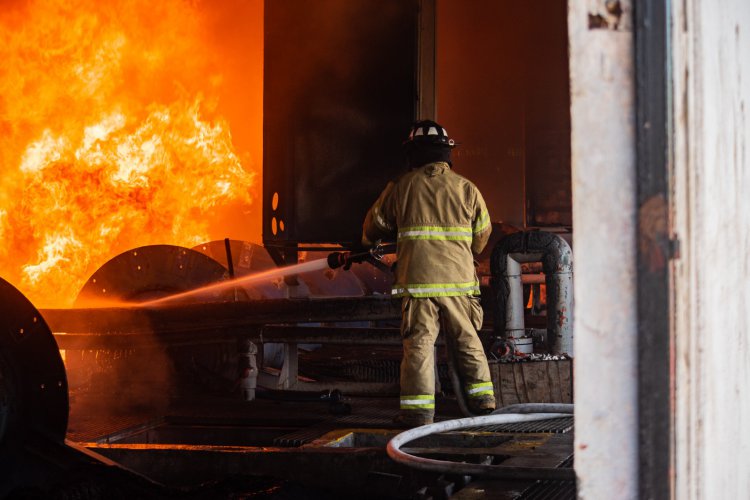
[3,0,749,498]
[1,1,581,497]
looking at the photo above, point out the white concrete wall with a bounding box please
[672,0,750,498]
[569,1,638,498]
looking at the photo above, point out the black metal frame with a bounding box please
[634,0,671,498]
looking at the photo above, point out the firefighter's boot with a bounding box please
[393,410,434,428]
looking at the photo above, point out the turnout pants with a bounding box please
[399,295,495,415]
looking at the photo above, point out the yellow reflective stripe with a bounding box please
[398,225,473,242]
[400,404,436,410]
[399,281,479,289]
[467,381,494,397]
[400,394,435,409]
[468,390,494,398]
[392,290,481,298]
[400,225,472,232]
[473,210,490,233]
[392,281,480,297]
[467,381,493,390]
[398,235,473,242]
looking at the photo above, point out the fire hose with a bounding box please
[444,333,480,417]
[386,404,574,480]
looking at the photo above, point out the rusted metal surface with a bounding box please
[41,297,401,335]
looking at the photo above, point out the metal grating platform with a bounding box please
[464,417,574,434]
[518,456,576,499]
[273,426,333,447]
[519,479,577,500]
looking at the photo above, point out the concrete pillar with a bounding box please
[569,1,638,498]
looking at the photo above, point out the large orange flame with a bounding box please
[0,0,258,307]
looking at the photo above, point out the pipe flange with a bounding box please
[489,338,516,362]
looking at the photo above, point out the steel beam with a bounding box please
[41,297,401,335]
[51,325,458,350]
[634,0,671,497]
[85,437,574,488]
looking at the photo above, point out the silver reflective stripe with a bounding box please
[400,399,435,406]
[467,385,493,395]
[399,229,472,238]
[473,211,490,233]
[392,284,480,295]
[397,224,474,242]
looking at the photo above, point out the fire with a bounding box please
[0,0,257,307]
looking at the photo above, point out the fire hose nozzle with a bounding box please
[327,251,351,270]
[327,243,397,271]
[326,250,368,270]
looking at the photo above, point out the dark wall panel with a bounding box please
[437,0,571,228]
[263,0,418,246]
[437,1,526,227]
[522,0,572,227]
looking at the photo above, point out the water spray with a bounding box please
[137,242,396,307]
[138,258,332,306]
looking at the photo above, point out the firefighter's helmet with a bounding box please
[404,120,455,148]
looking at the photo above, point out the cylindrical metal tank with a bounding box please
[0,277,68,495]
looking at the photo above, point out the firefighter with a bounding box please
[362,120,495,426]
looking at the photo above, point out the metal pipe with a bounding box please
[238,339,258,401]
[505,256,525,340]
[521,274,545,285]
[224,238,239,302]
[386,413,573,480]
[490,231,574,355]
[224,238,235,279]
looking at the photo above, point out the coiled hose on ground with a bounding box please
[386,404,574,479]
[444,332,480,417]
